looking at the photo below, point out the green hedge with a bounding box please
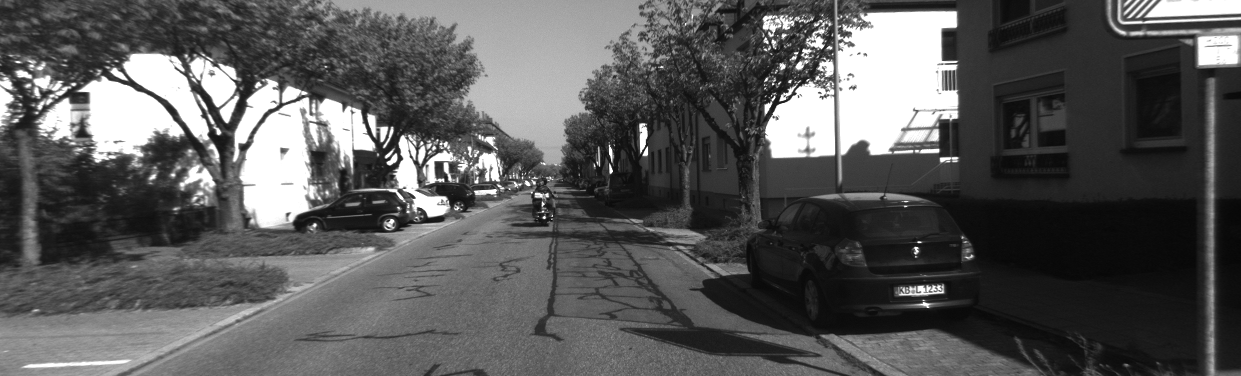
[182,231,396,258]
[0,259,289,315]
[927,198,1241,279]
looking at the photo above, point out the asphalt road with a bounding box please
[131,191,866,376]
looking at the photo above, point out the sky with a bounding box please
[330,0,650,164]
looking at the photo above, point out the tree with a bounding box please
[562,112,609,179]
[1,0,143,265]
[607,32,703,209]
[580,60,650,188]
[101,0,342,233]
[332,9,482,188]
[638,0,869,222]
[408,101,482,185]
[495,136,539,179]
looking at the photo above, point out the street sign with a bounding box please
[1108,0,1241,37]
[1197,34,1241,68]
[1117,0,1241,26]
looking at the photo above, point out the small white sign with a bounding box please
[1197,34,1241,68]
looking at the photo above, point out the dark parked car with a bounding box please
[293,188,414,233]
[746,192,980,326]
[422,182,476,212]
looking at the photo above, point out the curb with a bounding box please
[607,204,905,376]
[107,196,513,376]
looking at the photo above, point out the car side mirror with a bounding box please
[760,219,777,230]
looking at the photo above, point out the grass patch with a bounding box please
[182,230,396,258]
[0,259,289,316]
[691,216,758,263]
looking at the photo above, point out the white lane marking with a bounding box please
[22,360,131,368]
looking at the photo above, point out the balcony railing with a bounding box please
[990,152,1069,177]
[988,6,1068,51]
[937,62,958,93]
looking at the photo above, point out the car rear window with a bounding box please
[415,188,439,197]
[846,207,962,240]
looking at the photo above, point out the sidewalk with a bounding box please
[608,196,1239,375]
[0,196,516,376]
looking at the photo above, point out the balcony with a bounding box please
[936,62,957,93]
[990,152,1069,177]
[988,6,1067,51]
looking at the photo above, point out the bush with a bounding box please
[182,230,395,258]
[644,206,694,228]
[691,216,759,263]
[643,206,728,230]
[0,259,289,315]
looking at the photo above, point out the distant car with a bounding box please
[422,182,476,212]
[500,180,520,191]
[407,188,449,223]
[481,181,508,193]
[293,188,413,233]
[746,193,981,327]
[471,183,499,196]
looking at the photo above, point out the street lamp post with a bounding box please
[832,0,843,193]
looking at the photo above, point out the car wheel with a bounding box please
[379,216,400,232]
[803,278,838,328]
[451,201,466,212]
[746,249,768,290]
[302,219,324,234]
[410,209,427,224]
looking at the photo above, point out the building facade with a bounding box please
[957,0,1241,201]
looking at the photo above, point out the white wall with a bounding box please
[767,11,957,159]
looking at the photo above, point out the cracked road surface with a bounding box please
[131,190,865,376]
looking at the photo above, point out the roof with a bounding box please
[802,192,940,211]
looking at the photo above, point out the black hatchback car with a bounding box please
[746,192,980,326]
[293,188,414,233]
[421,182,476,212]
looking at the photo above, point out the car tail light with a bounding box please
[961,235,976,262]
[437,199,448,206]
[837,238,866,267]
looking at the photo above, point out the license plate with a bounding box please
[894,283,945,297]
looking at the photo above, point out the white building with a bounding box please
[35,54,373,228]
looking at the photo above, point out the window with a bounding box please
[310,151,328,181]
[716,137,728,169]
[776,203,802,232]
[942,29,957,62]
[1126,47,1183,149]
[656,149,663,174]
[701,136,712,172]
[1001,92,1066,151]
[338,194,364,208]
[308,94,326,124]
[989,0,1066,50]
[69,92,92,141]
[996,0,1062,24]
[939,119,960,157]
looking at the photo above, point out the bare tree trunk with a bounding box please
[678,161,691,210]
[214,144,246,232]
[15,125,41,267]
[735,154,762,224]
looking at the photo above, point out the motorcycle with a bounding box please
[533,198,553,226]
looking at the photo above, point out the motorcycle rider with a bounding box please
[531,179,556,220]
